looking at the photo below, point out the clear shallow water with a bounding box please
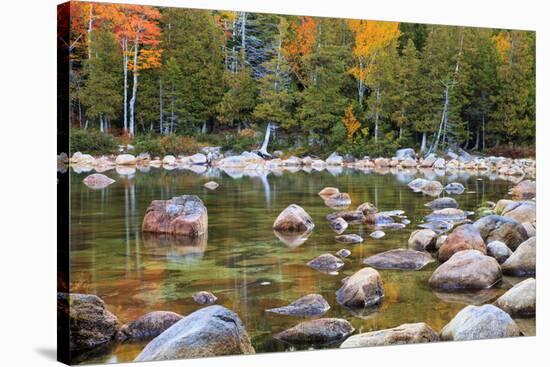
[69,167,534,364]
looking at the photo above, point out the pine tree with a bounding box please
[217,68,257,130]
[80,29,122,132]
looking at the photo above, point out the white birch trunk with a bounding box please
[122,37,128,134]
[129,37,139,137]
[159,78,163,134]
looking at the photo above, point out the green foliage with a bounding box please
[70,129,118,155]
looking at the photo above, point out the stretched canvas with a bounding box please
[57,1,536,365]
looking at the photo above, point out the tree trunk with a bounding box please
[420,132,427,153]
[258,122,272,157]
[122,38,128,134]
[374,86,380,142]
[99,115,104,133]
[159,78,163,134]
[129,37,139,137]
[473,123,480,151]
[481,114,486,150]
[240,12,247,68]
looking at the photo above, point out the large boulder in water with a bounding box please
[274,318,354,345]
[118,311,183,341]
[273,204,314,233]
[408,229,437,251]
[266,294,330,317]
[509,180,536,200]
[83,173,115,189]
[363,249,434,270]
[440,304,520,341]
[134,305,254,361]
[501,237,536,276]
[495,278,536,317]
[57,293,120,352]
[486,241,513,264]
[438,224,486,262]
[473,215,528,250]
[340,322,439,348]
[429,250,502,290]
[336,268,384,308]
[142,195,208,237]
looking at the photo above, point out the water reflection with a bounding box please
[69,166,533,364]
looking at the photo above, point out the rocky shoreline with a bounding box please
[60,147,536,363]
[59,148,536,180]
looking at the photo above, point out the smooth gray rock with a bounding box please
[363,249,434,270]
[307,253,345,272]
[487,241,513,264]
[440,304,520,341]
[425,197,459,209]
[336,268,384,308]
[429,250,502,290]
[502,237,536,276]
[274,318,354,344]
[335,234,363,244]
[474,215,528,251]
[134,305,254,361]
[495,278,536,316]
[340,322,439,348]
[408,229,437,251]
[266,294,330,317]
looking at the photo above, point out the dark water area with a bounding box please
[69,166,534,364]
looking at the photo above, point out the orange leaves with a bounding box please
[342,106,361,141]
[283,16,318,83]
[94,3,162,71]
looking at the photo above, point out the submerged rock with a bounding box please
[329,217,348,234]
[327,210,366,224]
[486,241,513,264]
[142,195,208,237]
[438,224,486,262]
[408,229,437,251]
[336,249,351,258]
[418,220,454,234]
[445,182,465,194]
[425,197,459,210]
[203,181,219,190]
[425,208,469,223]
[192,291,218,305]
[495,278,536,317]
[273,204,315,233]
[440,304,520,341]
[429,250,502,290]
[336,268,384,308]
[134,305,254,361]
[118,311,183,341]
[307,253,345,272]
[363,249,434,270]
[474,215,528,250]
[370,230,385,239]
[324,193,351,208]
[273,230,312,248]
[266,294,330,317]
[501,237,536,276]
[335,234,363,244]
[274,318,354,344]
[340,322,439,348]
[83,173,115,189]
[57,293,120,352]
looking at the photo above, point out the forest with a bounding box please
[59,1,536,158]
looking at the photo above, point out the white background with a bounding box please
[0,0,547,366]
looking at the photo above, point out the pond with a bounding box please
[69,166,534,364]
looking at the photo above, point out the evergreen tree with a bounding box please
[80,29,122,132]
[217,68,257,130]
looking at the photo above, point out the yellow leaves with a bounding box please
[348,20,400,83]
[348,20,400,60]
[342,106,361,141]
[494,32,512,62]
